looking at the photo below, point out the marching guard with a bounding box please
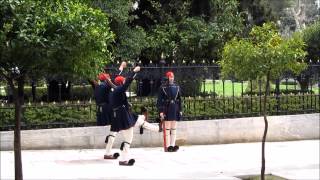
[104,65,161,166]
[94,62,127,126]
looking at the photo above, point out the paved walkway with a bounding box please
[1,140,319,179]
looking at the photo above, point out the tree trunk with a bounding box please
[261,73,270,180]
[9,76,24,180]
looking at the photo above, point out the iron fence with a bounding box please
[0,63,319,131]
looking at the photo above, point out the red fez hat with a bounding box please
[98,73,110,81]
[115,76,125,85]
[166,71,174,78]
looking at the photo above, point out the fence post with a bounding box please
[275,79,280,115]
[259,79,262,115]
[31,80,36,102]
[46,81,49,102]
[222,79,225,115]
[240,81,243,114]
[250,80,253,113]
[318,78,320,110]
[58,81,62,103]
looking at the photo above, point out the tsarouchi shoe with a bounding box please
[119,159,135,166]
[104,152,120,159]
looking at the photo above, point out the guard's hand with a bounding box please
[160,112,164,120]
[180,112,183,116]
[119,61,127,71]
[133,66,141,73]
[106,74,111,80]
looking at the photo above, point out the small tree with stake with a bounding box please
[0,1,114,179]
[220,22,307,180]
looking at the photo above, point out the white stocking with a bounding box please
[170,129,177,147]
[165,128,171,148]
[105,131,117,155]
[120,127,133,161]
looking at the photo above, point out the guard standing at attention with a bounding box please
[157,71,182,152]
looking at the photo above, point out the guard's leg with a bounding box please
[169,121,179,152]
[164,121,171,151]
[119,127,135,166]
[104,131,119,159]
[136,115,159,132]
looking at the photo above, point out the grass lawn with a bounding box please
[200,80,248,96]
[201,80,319,97]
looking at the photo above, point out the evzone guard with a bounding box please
[94,73,113,126]
[157,71,182,152]
[104,65,161,166]
[93,62,127,126]
[93,62,127,160]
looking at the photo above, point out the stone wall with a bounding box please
[1,113,319,150]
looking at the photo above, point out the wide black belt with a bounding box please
[97,103,107,106]
[113,105,126,111]
[166,99,177,104]
[112,105,126,118]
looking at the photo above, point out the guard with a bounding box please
[157,71,182,152]
[104,66,161,166]
[94,73,113,126]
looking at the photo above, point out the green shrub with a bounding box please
[243,89,315,95]
[0,95,318,129]
[23,86,48,101]
[71,85,94,101]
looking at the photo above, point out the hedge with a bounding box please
[0,94,318,130]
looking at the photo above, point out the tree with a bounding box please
[302,20,320,62]
[238,0,277,37]
[0,1,114,179]
[296,20,320,91]
[220,22,306,180]
[132,0,244,64]
[90,0,148,62]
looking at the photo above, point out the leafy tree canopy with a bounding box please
[302,20,320,62]
[0,0,114,80]
[89,0,148,62]
[220,22,307,81]
[139,0,244,64]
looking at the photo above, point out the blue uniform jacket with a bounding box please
[157,83,182,121]
[110,72,137,132]
[94,81,112,126]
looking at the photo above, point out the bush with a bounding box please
[71,85,94,101]
[243,89,315,95]
[8,85,95,102]
[24,86,48,101]
[1,94,318,129]
[178,79,202,96]
[0,102,95,128]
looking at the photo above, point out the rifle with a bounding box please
[160,116,167,152]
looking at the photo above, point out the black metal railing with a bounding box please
[0,63,319,131]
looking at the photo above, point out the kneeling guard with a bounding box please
[119,159,135,166]
[104,152,120,159]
